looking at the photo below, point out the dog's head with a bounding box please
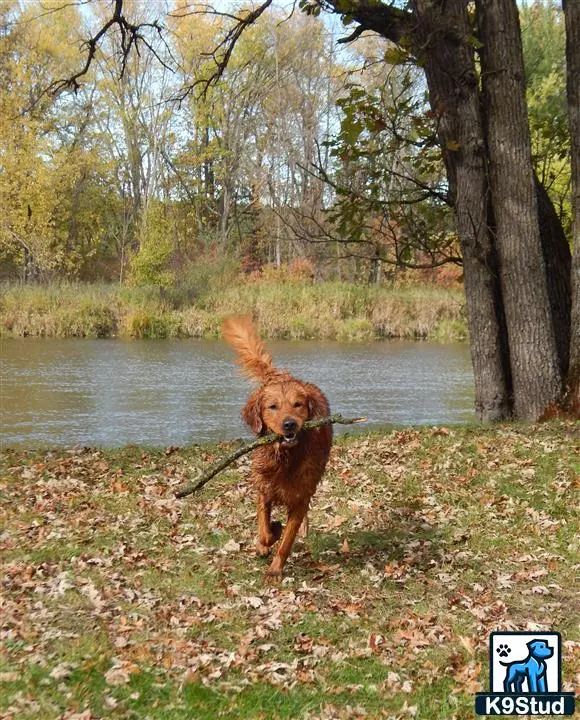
[242,377,328,447]
[527,640,553,660]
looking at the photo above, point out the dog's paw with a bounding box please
[265,557,283,584]
[265,568,282,584]
[256,542,271,557]
[497,644,511,658]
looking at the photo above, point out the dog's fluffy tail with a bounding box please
[222,315,274,382]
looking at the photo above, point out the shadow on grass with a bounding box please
[308,508,445,571]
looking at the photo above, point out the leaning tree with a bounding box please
[48,0,579,420]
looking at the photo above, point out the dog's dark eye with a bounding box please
[293,401,303,408]
[268,404,278,410]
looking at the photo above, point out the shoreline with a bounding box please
[0,280,467,341]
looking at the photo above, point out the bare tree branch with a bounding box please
[174,0,275,100]
[7,0,93,26]
[47,0,169,96]
[318,0,414,46]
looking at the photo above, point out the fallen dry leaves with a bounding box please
[0,422,578,719]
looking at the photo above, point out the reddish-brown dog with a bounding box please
[222,316,332,579]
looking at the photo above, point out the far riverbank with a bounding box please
[0,280,466,341]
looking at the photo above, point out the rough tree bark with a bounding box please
[535,175,572,378]
[411,0,511,420]
[563,0,580,411]
[476,0,563,419]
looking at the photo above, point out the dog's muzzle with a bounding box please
[281,417,299,447]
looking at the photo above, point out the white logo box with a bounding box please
[490,632,560,693]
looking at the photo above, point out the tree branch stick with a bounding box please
[174,414,367,499]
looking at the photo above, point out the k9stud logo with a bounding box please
[475,631,576,716]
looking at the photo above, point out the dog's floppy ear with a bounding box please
[242,388,264,435]
[305,384,329,419]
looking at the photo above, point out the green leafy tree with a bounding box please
[521,0,571,232]
[129,201,175,288]
[320,43,457,279]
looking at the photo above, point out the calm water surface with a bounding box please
[1,338,475,446]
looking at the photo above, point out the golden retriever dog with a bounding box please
[222,316,332,579]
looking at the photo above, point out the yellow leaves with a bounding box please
[384,46,410,66]
[6,0,84,94]
[168,3,220,67]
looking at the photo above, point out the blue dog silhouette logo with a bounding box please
[475,631,576,715]
[499,638,553,693]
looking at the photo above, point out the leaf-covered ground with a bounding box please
[1,423,578,719]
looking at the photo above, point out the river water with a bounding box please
[1,338,475,446]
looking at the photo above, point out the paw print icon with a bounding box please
[496,644,511,658]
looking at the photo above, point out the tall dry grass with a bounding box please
[0,278,466,341]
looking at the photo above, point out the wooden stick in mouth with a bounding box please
[174,414,367,499]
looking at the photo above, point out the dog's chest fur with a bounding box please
[253,428,332,508]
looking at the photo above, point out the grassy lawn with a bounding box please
[1,422,578,719]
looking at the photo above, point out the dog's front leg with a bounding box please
[266,503,308,580]
[256,494,276,556]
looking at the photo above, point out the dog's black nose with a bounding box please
[282,418,297,434]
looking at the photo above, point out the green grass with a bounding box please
[1,422,578,718]
[0,279,466,341]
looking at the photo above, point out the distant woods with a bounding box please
[0,0,571,288]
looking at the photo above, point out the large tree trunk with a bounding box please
[535,175,572,378]
[476,0,563,419]
[412,0,511,420]
[563,0,580,412]
[325,0,571,419]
